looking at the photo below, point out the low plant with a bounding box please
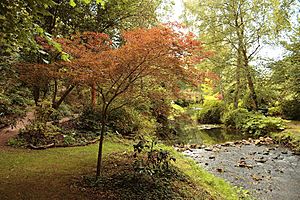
[222,108,285,136]
[197,100,225,124]
[76,107,102,132]
[281,98,300,120]
[18,122,62,146]
[132,139,176,177]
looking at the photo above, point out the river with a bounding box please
[176,126,300,200]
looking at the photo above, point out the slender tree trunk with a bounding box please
[52,79,58,105]
[234,55,241,109]
[96,117,106,179]
[91,83,97,108]
[52,85,75,109]
[243,56,258,110]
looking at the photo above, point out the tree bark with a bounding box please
[96,117,106,179]
[243,55,258,110]
[52,85,75,109]
[234,53,241,109]
[91,83,97,108]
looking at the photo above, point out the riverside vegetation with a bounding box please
[1,0,299,199]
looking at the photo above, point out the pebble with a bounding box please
[204,147,213,151]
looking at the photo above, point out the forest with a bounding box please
[0,0,299,199]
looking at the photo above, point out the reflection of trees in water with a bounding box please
[176,127,249,145]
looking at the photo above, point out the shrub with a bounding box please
[197,101,225,124]
[108,107,140,136]
[132,139,176,177]
[268,106,282,117]
[243,115,285,136]
[77,106,156,137]
[0,92,28,128]
[76,107,103,132]
[281,99,300,120]
[19,122,62,146]
[222,108,285,136]
[222,108,252,129]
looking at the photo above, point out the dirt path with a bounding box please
[0,111,34,148]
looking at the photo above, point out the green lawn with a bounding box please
[0,139,246,200]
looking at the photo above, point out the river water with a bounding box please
[177,127,300,200]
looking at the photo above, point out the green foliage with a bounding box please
[222,108,285,136]
[132,140,176,177]
[19,122,61,146]
[197,101,225,124]
[271,130,300,153]
[174,99,191,107]
[108,107,155,136]
[0,87,31,128]
[281,99,300,120]
[222,108,251,129]
[50,103,73,122]
[268,105,282,117]
[7,137,26,147]
[76,107,102,132]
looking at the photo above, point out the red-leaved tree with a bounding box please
[18,25,206,178]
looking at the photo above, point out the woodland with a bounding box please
[0,0,299,199]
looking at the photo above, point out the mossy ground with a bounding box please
[0,137,246,200]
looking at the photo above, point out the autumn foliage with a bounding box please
[17,25,206,177]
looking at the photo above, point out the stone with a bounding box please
[216,168,224,173]
[204,147,213,151]
[251,174,262,181]
[255,157,267,163]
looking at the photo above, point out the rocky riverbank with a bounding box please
[182,137,300,200]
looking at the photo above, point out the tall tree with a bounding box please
[184,0,296,110]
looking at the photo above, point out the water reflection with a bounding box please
[171,126,250,145]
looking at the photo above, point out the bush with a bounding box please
[132,139,176,177]
[222,108,285,136]
[268,106,282,117]
[222,108,252,129]
[197,101,225,124]
[19,122,62,146]
[76,107,103,132]
[281,99,300,120]
[0,92,29,128]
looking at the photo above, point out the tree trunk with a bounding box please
[52,85,75,109]
[244,59,258,111]
[96,117,106,179]
[91,83,97,108]
[234,56,241,109]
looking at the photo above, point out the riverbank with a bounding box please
[270,120,300,153]
[183,137,300,200]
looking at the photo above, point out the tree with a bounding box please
[184,0,296,110]
[86,26,204,178]
[17,25,205,177]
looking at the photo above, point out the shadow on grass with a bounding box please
[75,153,213,200]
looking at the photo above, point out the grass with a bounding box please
[0,140,129,200]
[0,137,245,199]
[156,144,251,200]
